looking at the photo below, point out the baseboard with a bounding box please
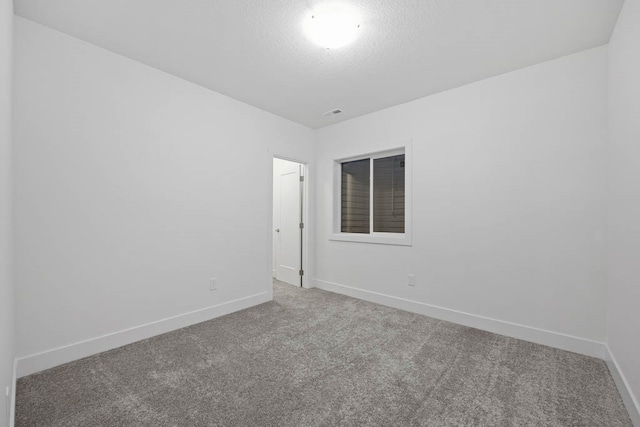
[9,359,16,427]
[313,279,606,359]
[16,292,271,378]
[606,346,640,426]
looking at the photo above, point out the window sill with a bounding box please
[329,233,412,246]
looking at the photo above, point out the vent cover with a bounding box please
[322,108,343,116]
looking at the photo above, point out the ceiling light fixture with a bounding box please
[303,3,361,49]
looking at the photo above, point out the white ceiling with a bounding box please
[15,0,623,129]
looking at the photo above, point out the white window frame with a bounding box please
[330,140,412,246]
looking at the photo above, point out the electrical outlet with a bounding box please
[209,278,217,291]
[408,274,415,286]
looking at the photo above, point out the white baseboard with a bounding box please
[9,359,16,427]
[313,279,606,359]
[16,292,271,378]
[606,346,640,426]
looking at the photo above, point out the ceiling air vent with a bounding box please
[322,108,343,117]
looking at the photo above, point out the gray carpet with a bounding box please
[17,280,632,426]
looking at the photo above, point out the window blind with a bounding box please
[341,158,370,233]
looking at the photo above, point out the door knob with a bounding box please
[275,228,280,232]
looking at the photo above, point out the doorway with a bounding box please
[273,157,304,287]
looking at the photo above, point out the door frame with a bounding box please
[268,153,311,290]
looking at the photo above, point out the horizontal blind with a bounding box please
[341,158,370,233]
[373,154,405,233]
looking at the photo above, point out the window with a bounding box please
[341,158,370,233]
[373,154,405,233]
[332,144,412,246]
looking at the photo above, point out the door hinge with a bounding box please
[299,269,304,276]
[299,222,304,229]
[300,176,304,182]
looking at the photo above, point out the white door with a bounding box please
[273,158,302,287]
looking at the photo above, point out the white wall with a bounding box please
[0,0,13,425]
[315,47,609,349]
[13,17,314,374]
[607,0,640,420]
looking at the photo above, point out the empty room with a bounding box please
[1,0,639,426]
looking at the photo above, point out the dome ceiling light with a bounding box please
[303,3,361,49]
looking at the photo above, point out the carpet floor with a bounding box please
[17,280,631,426]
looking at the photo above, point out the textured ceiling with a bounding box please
[15,0,623,128]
